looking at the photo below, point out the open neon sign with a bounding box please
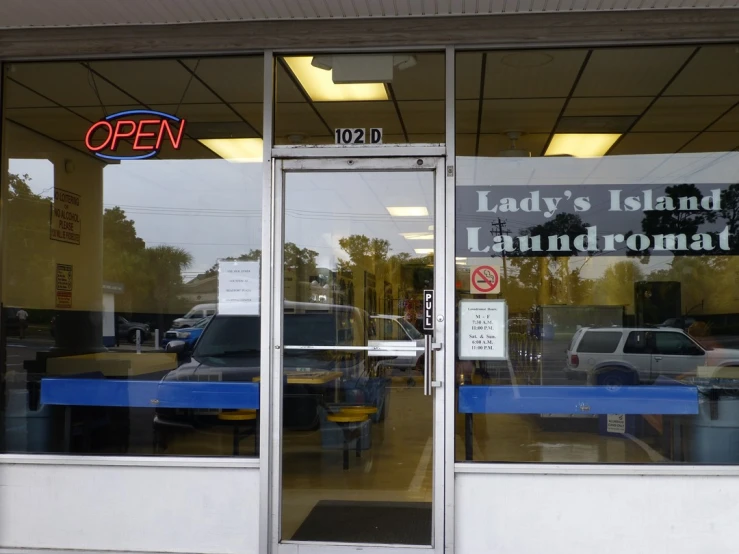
[85,110,186,161]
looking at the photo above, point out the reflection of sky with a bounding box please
[10,158,263,279]
[285,171,434,269]
[10,152,739,282]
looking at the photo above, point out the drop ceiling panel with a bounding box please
[681,132,739,152]
[7,107,92,141]
[709,104,739,131]
[666,46,739,96]
[146,103,241,122]
[274,103,331,139]
[574,47,694,97]
[456,53,484,100]
[456,99,481,133]
[1,0,738,28]
[390,54,446,101]
[610,132,697,155]
[565,97,652,117]
[483,50,588,99]
[186,58,264,103]
[3,79,56,109]
[276,63,308,103]
[633,96,738,132]
[315,102,403,134]
[478,133,549,157]
[91,60,220,105]
[397,101,445,133]
[480,98,564,133]
[8,63,136,107]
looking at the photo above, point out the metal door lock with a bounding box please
[431,381,443,388]
[431,342,443,351]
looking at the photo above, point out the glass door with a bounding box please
[271,157,446,553]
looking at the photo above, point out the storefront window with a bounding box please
[455,45,739,464]
[1,56,264,456]
[274,52,445,145]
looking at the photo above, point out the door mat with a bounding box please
[290,500,432,545]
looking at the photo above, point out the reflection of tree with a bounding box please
[720,184,739,254]
[102,206,192,315]
[6,173,54,307]
[203,249,261,277]
[639,184,717,259]
[592,261,644,309]
[509,213,593,305]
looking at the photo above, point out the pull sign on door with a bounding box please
[334,128,383,145]
[423,289,434,335]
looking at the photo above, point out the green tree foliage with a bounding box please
[592,260,645,309]
[102,206,193,314]
[5,173,54,307]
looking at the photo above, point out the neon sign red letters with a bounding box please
[84,110,186,161]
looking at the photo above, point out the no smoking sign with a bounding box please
[470,264,501,294]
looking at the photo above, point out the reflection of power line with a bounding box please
[491,218,510,289]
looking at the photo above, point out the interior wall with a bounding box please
[455,469,737,554]
[0,460,260,554]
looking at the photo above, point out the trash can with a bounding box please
[684,378,739,464]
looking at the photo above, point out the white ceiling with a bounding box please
[0,0,737,29]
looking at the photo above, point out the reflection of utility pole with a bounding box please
[492,218,510,293]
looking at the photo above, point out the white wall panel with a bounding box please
[456,469,738,554]
[0,460,260,554]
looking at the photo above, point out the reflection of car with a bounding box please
[369,315,425,370]
[564,327,739,386]
[117,316,151,343]
[160,303,369,430]
[161,317,211,350]
[172,304,217,329]
[656,317,696,330]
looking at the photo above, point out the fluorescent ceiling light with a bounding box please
[545,134,620,158]
[414,248,434,255]
[455,257,467,265]
[401,232,434,240]
[284,56,388,102]
[387,206,429,217]
[200,138,263,163]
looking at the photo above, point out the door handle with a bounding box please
[423,336,443,395]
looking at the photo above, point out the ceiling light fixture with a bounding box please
[401,232,434,240]
[498,131,531,157]
[386,206,429,217]
[284,56,388,102]
[414,248,434,255]
[199,138,263,163]
[545,134,620,158]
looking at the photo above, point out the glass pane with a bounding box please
[1,56,264,457]
[280,170,434,545]
[455,44,739,465]
[274,53,445,145]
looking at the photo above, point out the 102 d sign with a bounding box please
[335,128,383,145]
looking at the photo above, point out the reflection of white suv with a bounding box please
[564,327,739,386]
[172,304,217,329]
[368,315,425,370]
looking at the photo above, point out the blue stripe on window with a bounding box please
[40,378,259,410]
[457,385,698,415]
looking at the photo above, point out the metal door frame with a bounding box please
[268,154,447,554]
